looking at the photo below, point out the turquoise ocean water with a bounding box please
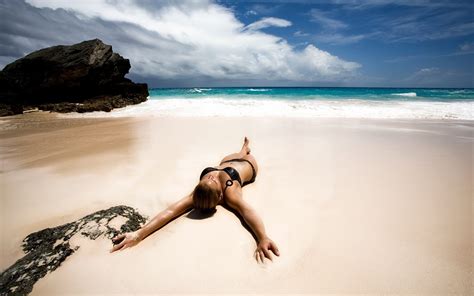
[142,87,473,120]
[149,87,474,102]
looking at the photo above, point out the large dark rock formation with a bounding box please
[0,39,148,116]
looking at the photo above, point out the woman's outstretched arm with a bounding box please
[110,193,193,252]
[225,187,280,263]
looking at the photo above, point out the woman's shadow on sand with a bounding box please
[185,205,258,242]
[186,208,216,219]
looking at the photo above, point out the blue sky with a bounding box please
[1,0,473,87]
[230,0,474,88]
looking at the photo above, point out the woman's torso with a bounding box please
[217,155,258,186]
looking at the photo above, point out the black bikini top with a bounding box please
[199,166,242,187]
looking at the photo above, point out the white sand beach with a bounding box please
[1,113,472,294]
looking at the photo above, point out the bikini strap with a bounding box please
[223,179,233,193]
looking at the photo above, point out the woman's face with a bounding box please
[203,172,220,189]
[202,172,222,202]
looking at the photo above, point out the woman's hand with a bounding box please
[255,237,280,263]
[110,231,142,253]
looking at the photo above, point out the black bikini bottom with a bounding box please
[220,158,257,186]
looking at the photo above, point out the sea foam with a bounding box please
[392,92,417,97]
[247,88,270,92]
[59,97,474,120]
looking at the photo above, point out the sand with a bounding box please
[0,112,472,295]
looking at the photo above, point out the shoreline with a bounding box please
[1,113,472,294]
[2,108,473,125]
[50,98,474,120]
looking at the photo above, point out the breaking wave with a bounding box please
[59,97,474,120]
[392,92,417,97]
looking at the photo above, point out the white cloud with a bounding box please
[460,42,474,51]
[297,45,360,79]
[247,4,280,16]
[308,8,371,46]
[310,9,347,30]
[21,0,360,82]
[244,17,292,31]
[245,10,257,16]
[402,66,470,87]
[294,30,309,37]
[332,0,470,9]
[416,67,440,74]
[317,1,474,44]
[406,67,441,85]
[315,33,371,45]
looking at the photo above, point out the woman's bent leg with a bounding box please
[219,137,251,164]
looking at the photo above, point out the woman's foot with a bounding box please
[242,137,251,154]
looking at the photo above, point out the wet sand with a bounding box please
[1,112,472,294]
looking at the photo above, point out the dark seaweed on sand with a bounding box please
[0,206,147,296]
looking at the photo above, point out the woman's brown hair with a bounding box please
[192,181,221,210]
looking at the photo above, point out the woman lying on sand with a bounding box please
[111,137,279,263]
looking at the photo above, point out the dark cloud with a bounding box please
[0,0,185,72]
[0,1,114,61]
